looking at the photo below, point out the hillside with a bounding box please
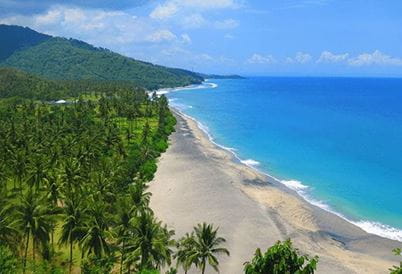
[0,25,203,90]
[0,67,69,100]
[0,68,148,101]
[0,24,51,61]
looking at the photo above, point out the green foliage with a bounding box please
[244,239,318,274]
[25,260,64,274]
[175,223,230,274]
[81,254,116,274]
[0,67,149,100]
[0,24,51,61]
[0,245,20,273]
[390,248,402,274]
[1,27,204,90]
[0,71,177,272]
[139,269,160,274]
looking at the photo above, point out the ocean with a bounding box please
[162,77,402,241]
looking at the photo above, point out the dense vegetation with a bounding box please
[0,68,148,101]
[0,69,232,273]
[244,240,318,274]
[0,24,51,62]
[0,25,204,90]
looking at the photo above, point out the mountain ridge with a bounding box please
[0,24,204,90]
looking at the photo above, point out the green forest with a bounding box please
[0,68,230,273]
[0,25,203,91]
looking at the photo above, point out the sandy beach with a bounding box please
[149,111,401,274]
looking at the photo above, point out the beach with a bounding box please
[149,110,401,274]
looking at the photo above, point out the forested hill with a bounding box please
[0,24,51,61]
[0,68,146,101]
[0,24,203,90]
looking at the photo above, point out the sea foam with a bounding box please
[241,159,260,167]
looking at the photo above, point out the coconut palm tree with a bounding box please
[80,200,111,258]
[187,223,230,274]
[114,197,133,274]
[14,190,53,272]
[175,232,197,274]
[126,212,175,271]
[0,196,19,248]
[129,180,152,216]
[59,195,87,273]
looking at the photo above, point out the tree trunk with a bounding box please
[32,238,36,272]
[120,240,125,274]
[23,232,30,273]
[202,260,206,274]
[69,239,73,274]
[32,238,35,262]
[51,231,54,251]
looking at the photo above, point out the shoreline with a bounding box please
[150,109,401,273]
[174,108,402,242]
[163,81,402,242]
[172,107,402,240]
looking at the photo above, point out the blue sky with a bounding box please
[1,0,402,76]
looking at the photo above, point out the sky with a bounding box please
[1,0,402,76]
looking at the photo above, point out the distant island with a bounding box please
[198,73,246,79]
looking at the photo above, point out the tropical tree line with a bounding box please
[0,79,231,274]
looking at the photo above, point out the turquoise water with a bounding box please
[164,77,402,241]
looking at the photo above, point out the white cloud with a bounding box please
[180,14,238,30]
[348,50,402,66]
[247,53,276,64]
[149,0,241,31]
[146,29,177,42]
[149,2,178,20]
[0,6,182,47]
[214,19,239,29]
[181,13,207,29]
[286,52,312,64]
[180,33,192,44]
[224,33,235,39]
[150,0,240,20]
[317,51,349,63]
[295,52,312,63]
[160,46,235,68]
[181,0,241,9]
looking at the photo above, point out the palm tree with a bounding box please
[126,212,175,271]
[175,233,197,274]
[114,197,133,274]
[59,195,86,273]
[188,223,230,274]
[129,180,152,216]
[80,200,111,258]
[15,190,53,272]
[0,195,19,248]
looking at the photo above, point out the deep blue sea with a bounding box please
[162,77,402,241]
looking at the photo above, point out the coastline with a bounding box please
[177,108,402,242]
[150,108,400,273]
[161,81,402,242]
